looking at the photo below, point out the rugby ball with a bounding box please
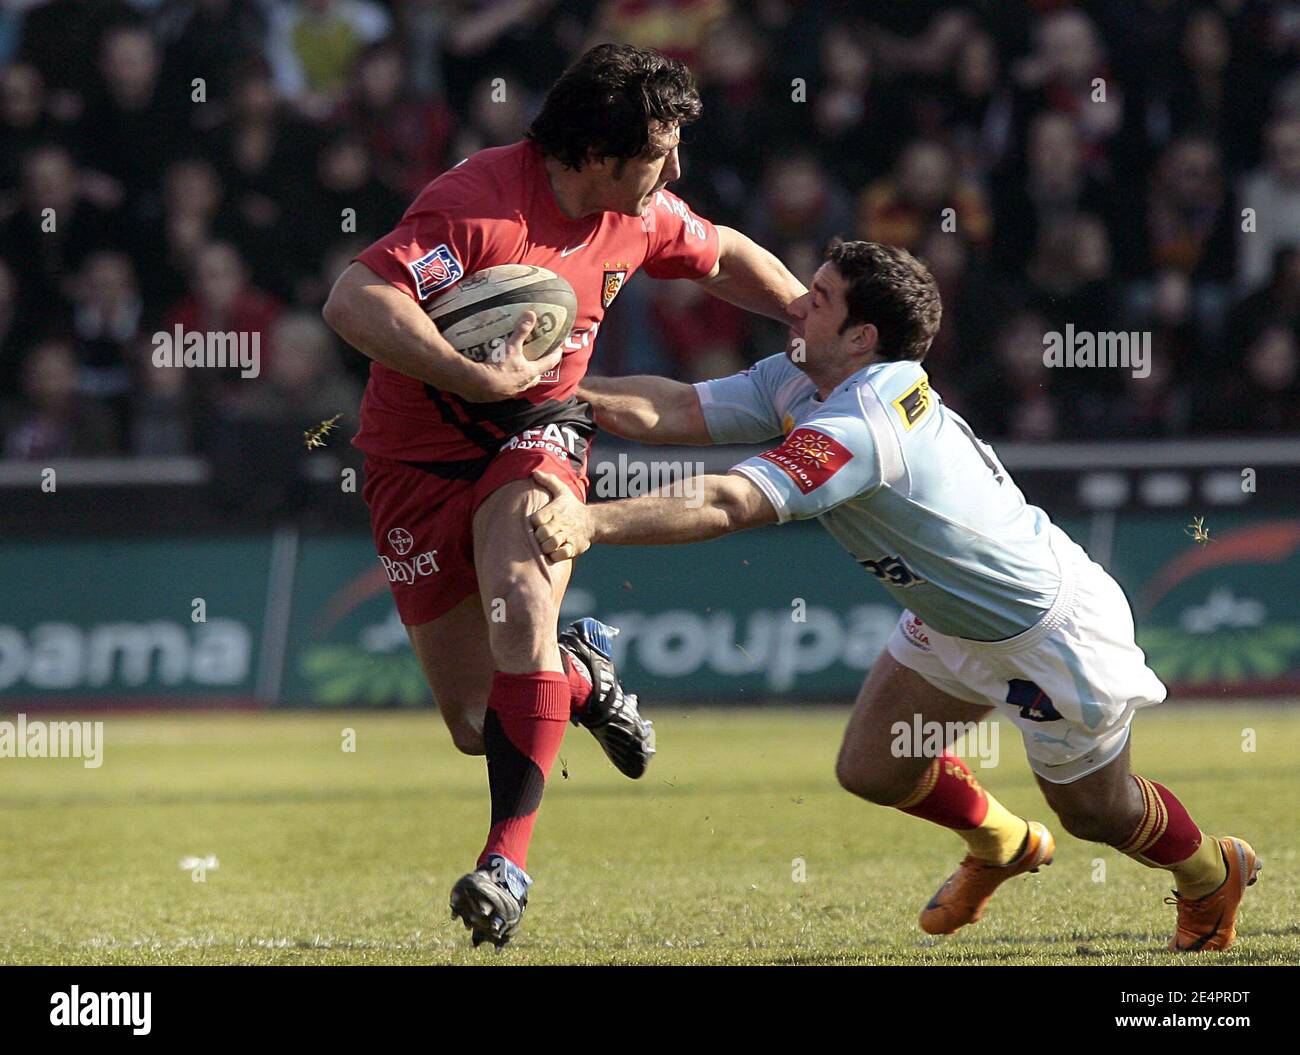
[426,264,577,363]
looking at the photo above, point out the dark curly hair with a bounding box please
[828,241,943,362]
[526,44,702,171]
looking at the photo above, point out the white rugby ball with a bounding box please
[426,264,578,363]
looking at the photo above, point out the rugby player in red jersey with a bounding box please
[323,44,805,947]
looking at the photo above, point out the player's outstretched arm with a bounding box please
[694,226,807,326]
[323,262,562,402]
[578,374,712,444]
[529,469,776,562]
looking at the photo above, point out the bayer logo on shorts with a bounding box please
[387,528,414,556]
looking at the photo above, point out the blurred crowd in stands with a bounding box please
[1,0,1299,480]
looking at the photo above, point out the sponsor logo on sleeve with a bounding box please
[892,375,932,430]
[651,190,707,240]
[408,244,463,299]
[758,428,853,495]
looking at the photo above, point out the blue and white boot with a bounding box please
[450,854,531,949]
[559,618,656,779]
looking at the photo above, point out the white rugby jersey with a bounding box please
[695,354,1060,641]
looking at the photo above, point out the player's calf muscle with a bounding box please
[1035,751,1144,845]
[837,654,990,804]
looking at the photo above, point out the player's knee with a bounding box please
[835,749,911,805]
[445,718,485,756]
[483,576,558,659]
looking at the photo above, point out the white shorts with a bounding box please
[886,525,1167,784]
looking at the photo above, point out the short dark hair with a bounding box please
[827,241,942,362]
[526,44,702,170]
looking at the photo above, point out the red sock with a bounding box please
[1115,775,1202,865]
[479,671,569,870]
[561,651,593,719]
[893,753,990,830]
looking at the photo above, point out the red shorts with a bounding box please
[362,424,591,626]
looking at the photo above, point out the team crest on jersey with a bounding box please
[759,427,853,495]
[892,375,932,431]
[408,244,463,300]
[602,269,627,308]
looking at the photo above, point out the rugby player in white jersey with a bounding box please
[525,240,1261,952]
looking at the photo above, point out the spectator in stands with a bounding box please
[993,110,1115,274]
[0,144,119,328]
[746,153,852,290]
[1010,8,1124,176]
[449,74,528,158]
[166,242,281,426]
[133,349,194,455]
[1237,115,1300,294]
[0,2,1297,449]
[0,62,52,194]
[156,0,268,127]
[444,0,569,113]
[944,29,1012,182]
[79,22,188,218]
[969,310,1061,442]
[1144,135,1235,282]
[296,134,404,279]
[15,0,134,119]
[233,310,361,426]
[1025,214,1118,338]
[1,337,118,458]
[1168,6,1233,143]
[858,139,991,255]
[1098,334,1192,440]
[589,0,726,70]
[388,0,450,102]
[809,21,905,194]
[265,0,391,120]
[1125,135,1235,349]
[214,310,361,512]
[0,258,24,403]
[1202,323,1300,434]
[1224,244,1300,365]
[71,249,143,448]
[335,40,455,198]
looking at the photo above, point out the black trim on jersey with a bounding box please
[404,395,596,477]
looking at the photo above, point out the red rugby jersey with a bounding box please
[352,140,721,463]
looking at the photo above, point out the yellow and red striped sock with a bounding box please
[893,752,1028,865]
[1115,775,1225,898]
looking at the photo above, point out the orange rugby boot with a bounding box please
[1166,836,1261,952]
[919,820,1055,935]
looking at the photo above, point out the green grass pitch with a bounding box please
[1,705,1296,965]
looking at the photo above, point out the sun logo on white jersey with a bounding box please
[789,432,836,465]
